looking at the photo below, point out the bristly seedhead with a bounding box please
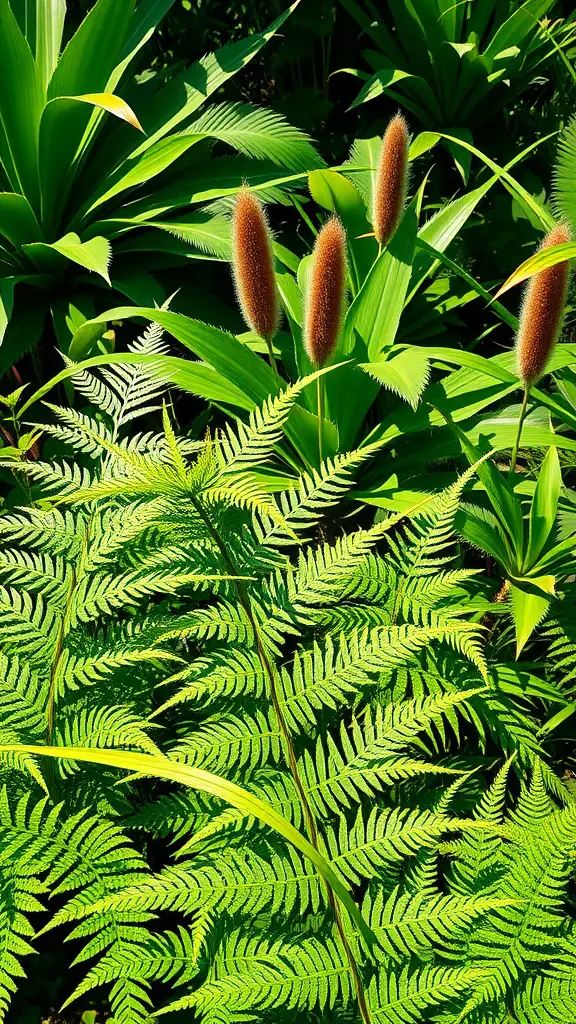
[232,189,280,342]
[304,216,347,368]
[516,222,572,386]
[372,113,409,248]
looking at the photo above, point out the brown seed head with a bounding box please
[304,216,347,367]
[232,189,280,342]
[372,113,409,247]
[516,223,572,387]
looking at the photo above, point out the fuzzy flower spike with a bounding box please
[515,222,571,387]
[511,222,572,471]
[304,215,347,464]
[372,113,409,249]
[304,216,347,368]
[232,189,280,372]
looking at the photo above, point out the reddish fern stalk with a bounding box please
[372,113,409,248]
[232,189,280,371]
[304,216,347,368]
[511,222,572,472]
[515,222,571,386]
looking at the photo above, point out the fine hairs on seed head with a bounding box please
[232,188,280,344]
[304,216,347,368]
[372,112,410,248]
[516,222,572,386]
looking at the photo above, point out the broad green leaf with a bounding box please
[103,165,310,225]
[87,104,320,217]
[456,508,514,567]
[483,0,555,62]
[84,135,203,214]
[409,132,442,160]
[47,0,135,98]
[0,0,44,204]
[362,348,430,409]
[19,351,254,416]
[308,168,374,289]
[117,0,178,66]
[416,239,519,330]
[438,419,524,562]
[494,242,576,298]
[120,3,301,156]
[0,279,14,344]
[346,66,419,109]
[342,200,418,361]
[0,193,43,246]
[410,134,556,298]
[431,131,554,230]
[525,446,562,570]
[410,347,517,384]
[410,182,496,297]
[68,306,278,407]
[27,233,112,283]
[39,0,136,229]
[329,202,417,449]
[466,418,576,454]
[0,743,375,947]
[131,215,232,260]
[0,288,46,377]
[533,532,576,575]
[67,319,107,361]
[35,0,66,88]
[510,579,553,657]
[65,308,339,468]
[77,0,177,164]
[445,126,474,184]
[342,135,383,212]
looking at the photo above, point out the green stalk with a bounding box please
[317,375,324,465]
[265,334,278,377]
[510,386,530,474]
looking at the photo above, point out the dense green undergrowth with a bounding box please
[1,1,576,1023]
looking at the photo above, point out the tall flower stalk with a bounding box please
[304,216,347,462]
[372,113,409,251]
[232,189,280,374]
[511,223,572,472]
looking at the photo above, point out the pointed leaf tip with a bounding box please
[75,92,145,133]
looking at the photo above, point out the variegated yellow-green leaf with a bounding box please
[494,242,576,298]
[74,92,144,132]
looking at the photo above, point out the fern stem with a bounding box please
[510,386,529,474]
[190,494,372,1024]
[45,563,77,800]
[317,375,324,465]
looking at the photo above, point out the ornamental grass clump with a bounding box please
[372,113,410,249]
[511,222,572,471]
[303,216,347,462]
[232,189,280,373]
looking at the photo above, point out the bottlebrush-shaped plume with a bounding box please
[372,113,409,247]
[232,189,280,342]
[304,216,347,367]
[516,223,572,386]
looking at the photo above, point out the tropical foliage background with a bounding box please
[2,1,576,1022]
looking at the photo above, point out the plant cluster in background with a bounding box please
[1,1,576,1023]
